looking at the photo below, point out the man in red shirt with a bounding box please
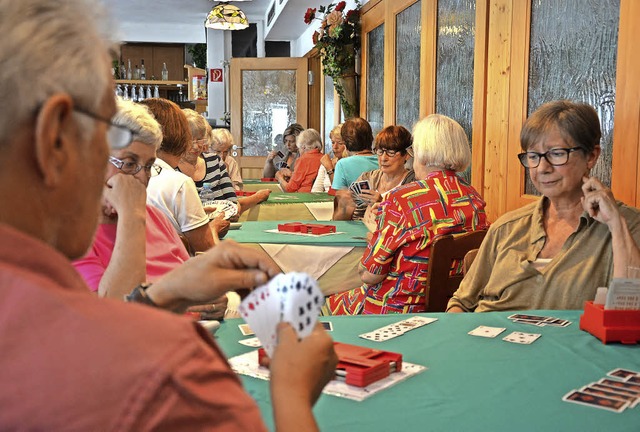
[0,0,336,430]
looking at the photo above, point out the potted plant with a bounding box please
[304,1,361,119]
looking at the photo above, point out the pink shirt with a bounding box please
[0,223,266,431]
[73,205,190,291]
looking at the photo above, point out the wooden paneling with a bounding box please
[307,55,322,132]
[611,0,640,207]
[420,0,437,117]
[360,1,386,120]
[470,0,490,194]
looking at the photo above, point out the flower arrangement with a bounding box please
[304,1,361,118]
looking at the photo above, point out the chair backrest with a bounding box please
[424,230,487,312]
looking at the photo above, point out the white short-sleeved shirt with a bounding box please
[146,158,209,234]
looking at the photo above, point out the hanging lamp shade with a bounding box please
[205,3,249,30]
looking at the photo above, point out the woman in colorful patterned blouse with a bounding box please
[326,114,489,314]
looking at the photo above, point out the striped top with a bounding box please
[194,153,238,203]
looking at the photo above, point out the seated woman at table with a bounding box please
[326,114,489,315]
[140,98,222,250]
[311,123,347,193]
[263,123,304,179]
[72,99,228,319]
[210,127,243,190]
[178,109,237,203]
[275,128,324,192]
[448,100,640,313]
[334,125,416,221]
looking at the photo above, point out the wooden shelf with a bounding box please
[115,79,186,86]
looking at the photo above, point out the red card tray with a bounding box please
[333,342,402,387]
[579,301,640,344]
[257,342,402,387]
[277,222,336,235]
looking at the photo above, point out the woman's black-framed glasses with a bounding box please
[74,106,134,149]
[517,147,583,168]
[109,156,162,177]
[374,148,400,157]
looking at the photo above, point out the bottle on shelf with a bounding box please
[140,59,146,80]
[130,84,137,102]
[126,59,132,80]
[120,61,126,80]
[146,85,152,99]
[161,62,168,81]
[134,64,140,80]
[199,182,215,203]
[153,85,159,98]
[123,84,130,101]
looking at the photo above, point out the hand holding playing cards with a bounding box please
[269,322,337,432]
[146,241,280,311]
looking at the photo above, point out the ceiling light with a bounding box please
[205,2,249,30]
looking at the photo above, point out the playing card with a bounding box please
[502,331,541,344]
[357,180,371,192]
[508,313,549,323]
[592,382,640,398]
[468,325,506,338]
[279,272,324,339]
[238,283,279,357]
[238,337,262,348]
[321,321,333,331]
[598,378,640,394]
[358,316,437,342]
[581,386,639,407]
[238,323,254,336]
[607,368,640,380]
[562,390,629,413]
[276,150,285,159]
[203,199,238,220]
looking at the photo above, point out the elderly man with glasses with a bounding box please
[0,0,337,429]
[448,100,640,313]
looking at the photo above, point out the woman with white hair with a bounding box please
[275,128,324,192]
[326,114,489,315]
[210,128,243,190]
[73,99,227,316]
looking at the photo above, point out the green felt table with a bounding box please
[238,192,334,221]
[226,220,368,247]
[215,310,640,432]
[242,180,282,193]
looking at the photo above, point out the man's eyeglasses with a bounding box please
[74,106,134,149]
[109,156,162,177]
[517,147,583,168]
[374,148,400,157]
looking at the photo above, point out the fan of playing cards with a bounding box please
[239,272,324,357]
[349,179,371,206]
[203,199,238,220]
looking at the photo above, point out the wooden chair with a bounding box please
[424,230,487,312]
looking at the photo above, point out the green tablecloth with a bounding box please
[264,192,333,204]
[215,310,640,431]
[226,220,368,247]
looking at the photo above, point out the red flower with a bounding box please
[312,30,320,45]
[345,8,359,23]
[335,1,346,12]
[304,7,317,24]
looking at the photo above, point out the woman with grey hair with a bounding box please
[210,128,243,190]
[73,99,228,317]
[275,128,324,192]
[179,109,237,204]
[326,114,489,315]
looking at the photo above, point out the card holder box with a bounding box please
[579,301,640,344]
[333,342,402,387]
[235,190,256,197]
[260,177,277,182]
[257,342,403,388]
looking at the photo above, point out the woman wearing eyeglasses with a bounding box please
[333,125,416,221]
[72,100,186,297]
[448,100,640,313]
[326,115,488,315]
